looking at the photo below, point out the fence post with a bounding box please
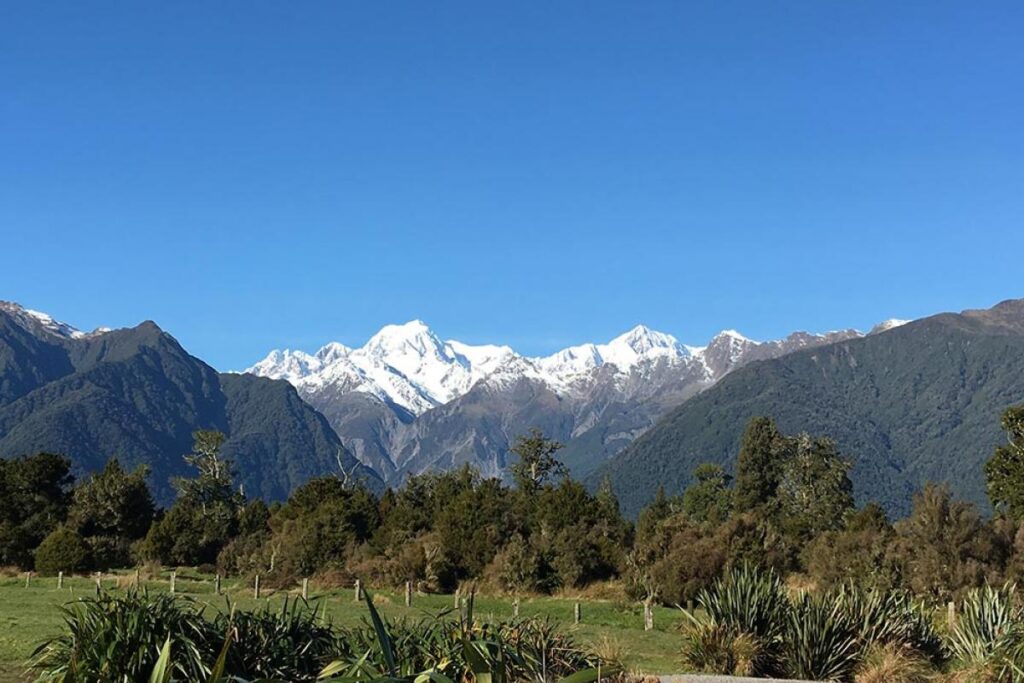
[405,581,413,607]
[57,571,63,590]
[254,574,261,600]
[215,573,222,595]
[513,597,520,618]
[454,587,460,609]
[169,570,176,595]
[302,577,309,600]
[643,600,653,631]
[25,571,30,588]
[134,567,141,589]
[948,601,957,628]
[574,602,581,625]
[95,573,102,596]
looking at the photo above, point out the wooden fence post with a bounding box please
[95,573,102,596]
[134,567,141,589]
[574,602,581,625]
[354,579,361,602]
[302,577,309,600]
[513,598,520,617]
[254,574,261,600]
[169,571,176,595]
[57,571,63,590]
[25,572,30,588]
[948,601,957,628]
[215,573,222,595]
[405,581,412,607]
[643,600,653,631]
[454,587,460,609]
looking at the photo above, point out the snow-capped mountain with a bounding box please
[0,301,110,340]
[246,319,886,482]
[248,322,702,415]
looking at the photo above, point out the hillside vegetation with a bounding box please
[597,300,1024,517]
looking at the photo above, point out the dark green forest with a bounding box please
[6,405,1024,612]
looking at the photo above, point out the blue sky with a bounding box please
[2,2,1022,369]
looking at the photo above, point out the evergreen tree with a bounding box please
[509,428,567,493]
[68,459,155,569]
[985,405,1024,520]
[733,417,784,510]
[681,463,732,525]
[0,453,72,569]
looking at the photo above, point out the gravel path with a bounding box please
[659,676,820,683]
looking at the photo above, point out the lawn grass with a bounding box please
[0,571,686,682]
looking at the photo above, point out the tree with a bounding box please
[802,503,896,590]
[35,526,90,575]
[888,484,1006,601]
[985,405,1024,520]
[68,459,155,569]
[733,417,784,511]
[0,453,72,569]
[681,463,732,525]
[141,430,241,566]
[509,428,567,493]
[175,430,238,512]
[774,434,854,542]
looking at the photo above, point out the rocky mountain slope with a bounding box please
[248,319,879,483]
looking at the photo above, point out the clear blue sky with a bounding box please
[3,2,1022,369]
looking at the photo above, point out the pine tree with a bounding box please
[733,416,784,510]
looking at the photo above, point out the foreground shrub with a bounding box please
[687,564,790,676]
[854,643,934,683]
[679,621,762,676]
[783,592,859,682]
[32,591,216,681]
[946,584,1024,680]
[32,588,609,683]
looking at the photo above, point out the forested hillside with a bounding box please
[0,303,379,502]
[596,299,1024,517]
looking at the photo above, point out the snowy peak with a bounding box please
[246,314,915,417]
[606,325,690,361]
[0,301,109,340]
[363,320,448,362]
[870,319,911,335]
[248,349,321,382]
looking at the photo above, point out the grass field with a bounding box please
[0,570,686,682]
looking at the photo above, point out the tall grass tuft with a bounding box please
[783,592,859,682]
[946,584,1024,681]
[31,590,217,682]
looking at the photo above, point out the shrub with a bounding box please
[32,591,217,681]
[783,592,859,682]
[946,584,1024,679]
[854,643,934,683]
[688,565,790,676]
[680,621,763,676]
[34,526,90,575]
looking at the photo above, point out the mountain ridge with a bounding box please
[246,317,899,483]
[593,299,1024,518]
[0,301,381,503]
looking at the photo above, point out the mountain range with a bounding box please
[0,301,379,504]
[594,299,1024,517]
[4,296,1021,519]
[246,319,903,483]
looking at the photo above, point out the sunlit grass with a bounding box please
[0,572,686,682]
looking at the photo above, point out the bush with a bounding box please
[34,526,90,575]
[783,592,859,682]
